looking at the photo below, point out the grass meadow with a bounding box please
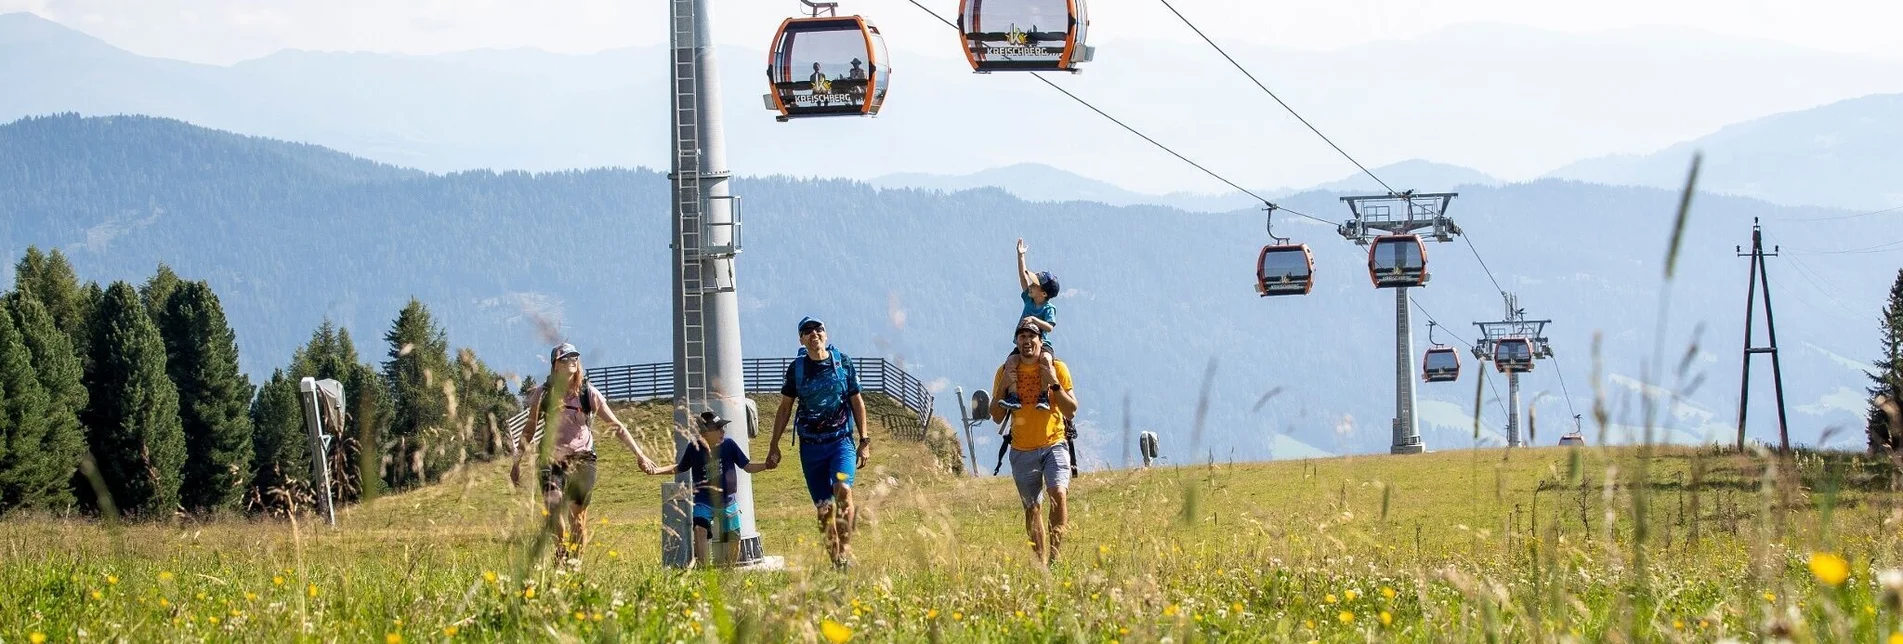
[4,389,1903,642]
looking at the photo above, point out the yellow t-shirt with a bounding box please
[993,358,1074,450]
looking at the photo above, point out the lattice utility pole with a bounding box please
[1734,217,1790,454]
[667,0,762,567]
[1338,192,1460,454]
[1472,293,1553,448]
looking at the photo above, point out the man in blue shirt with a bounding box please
[765,316,870,569]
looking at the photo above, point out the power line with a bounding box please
[1153,0,1395,196]
[1786,237,1903,255]
[1546,351,1582,436]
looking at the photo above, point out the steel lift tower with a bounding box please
[668,0,761,566]
[1339,192,1460,454]
[1472,293,1553,448]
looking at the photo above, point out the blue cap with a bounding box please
[798,317,824,332]
[550,342,580,361]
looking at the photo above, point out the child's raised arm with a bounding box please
[1016,238,1036,292]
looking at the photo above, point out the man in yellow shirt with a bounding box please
[989,320,1077,566]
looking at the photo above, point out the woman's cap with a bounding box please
[551,342,580,361]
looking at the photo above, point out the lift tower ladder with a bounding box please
[1339,192,1459,454]
[1472,292,1553,448]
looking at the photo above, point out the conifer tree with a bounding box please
[158,281,254,513]
[81,282,186,517]
[0,305,61,513]
[140,264,182,321]
[1869,269,1903,452]
[383,299,454,488]
[248,369,309,513]
[3,292,87,507]
[12,247,93,358]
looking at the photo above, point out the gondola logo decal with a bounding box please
[988,24,1054,58]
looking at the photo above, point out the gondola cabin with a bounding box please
[766,16,890,121]
[1557,432,1586,447]
[1255,244,1315,296]
[958,0,1092,72]
[1367,234,1428,288]
[1493,337,1535,373]
[1422,346,1460,382]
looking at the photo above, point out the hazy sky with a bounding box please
[5,0,1901,65]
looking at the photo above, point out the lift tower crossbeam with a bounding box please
[1472,293,1553,448]
[1339,192,1460,454]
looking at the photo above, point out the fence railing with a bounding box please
[507,357,936,445]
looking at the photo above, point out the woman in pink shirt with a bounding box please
[511,343,655,563]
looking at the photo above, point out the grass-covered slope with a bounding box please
[3,424,1900,641]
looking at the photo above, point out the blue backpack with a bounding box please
[792,345,854,442]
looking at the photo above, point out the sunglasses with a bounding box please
[800,325,825,335]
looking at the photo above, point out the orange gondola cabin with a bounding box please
[958,0,1092,72]
[766,15,890,121]
[1255,244,1315,296]
[1367,234,1428,288]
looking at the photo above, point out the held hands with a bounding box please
[765,445,782,469]
[637,455,655,474]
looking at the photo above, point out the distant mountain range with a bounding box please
[870,160,1500,212]
[3,115,1893,462]
[1545,93,1903,211]
[6,11,1903,206]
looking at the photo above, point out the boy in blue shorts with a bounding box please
[765,316,871,569]
[999,238,1060,410]
[642,411,775,567]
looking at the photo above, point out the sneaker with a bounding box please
[997,391,1023,410]
[1034,391,1051,411]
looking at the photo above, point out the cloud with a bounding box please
[1796,386,1866,417]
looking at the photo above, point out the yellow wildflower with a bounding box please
[1163,604,1179,617]
[592,613,604,622]
[1339,611,1354,624]
[1345,589,1359,601]
[1381,586,1396,600]
[273,576,285,586]
[307,584,319,598]
[1673,619,1684,629]
[820,619,853,643]
[1231,602,1244,613]
[1889,633,1903,644]
[209,616,220,625]
[1324,593,1337,604]
[608,550,619,559]
[159,571,175,581]
[523,587,535,600]
[482,571,497,584]
[243,592,257,602]
[91,590,103,600]
[1764,592,1777,603]
[106,574,119,585]
[953,612,964,621]
[1380,611,1393,626]
[385,633,403,644]
[30,632,47,644]
[927,609,940,619]
[1811,553,1850,586]
[575,611,587,621]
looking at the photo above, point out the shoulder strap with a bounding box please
[578,378,595,416]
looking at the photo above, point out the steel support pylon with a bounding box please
[1505,373,1522,447]
[1393,287,1424,453]
[668,0,760,566]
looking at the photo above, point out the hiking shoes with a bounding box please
[997,392,1024,410]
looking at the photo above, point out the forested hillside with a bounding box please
[2,114,1892,461]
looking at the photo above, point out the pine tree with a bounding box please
[140,264,182,322]
[3,292,87,508]
[80,282,186,517]
[12,247,94,359]
[158,281,255,513]
[383,299,455,489]
[248,369,310,513]
[0,305,60,513]
[1869,269,1903,452]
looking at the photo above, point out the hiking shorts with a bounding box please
[800,435,858,507]
[539,451,598,507]
[692,501,741,537]
[1010,442,1071,508]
